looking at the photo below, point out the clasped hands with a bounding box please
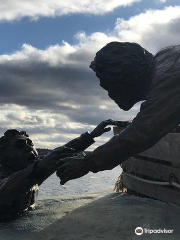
[44,119,119,185]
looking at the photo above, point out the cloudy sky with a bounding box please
[0,0,180,149]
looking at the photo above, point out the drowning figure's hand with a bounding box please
[38,147,75,173]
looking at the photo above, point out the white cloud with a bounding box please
[1,6,180,62]
[0,0,141,22]
[0,104,119,149]
[114,6,180,53]
[1,6,180,148]
[156,0,168,3]
[0,32,118,67]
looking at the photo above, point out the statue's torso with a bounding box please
[0,171,38,222]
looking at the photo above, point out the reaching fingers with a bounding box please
[56,166,72,185]
[60,170,85,185]
[51,151,75,162]
[60,169,88,185]
[58,170,69,180]
[56,163,73,181]
[56,160,89,185]
[103,127,111,133]
[56,154,74,165]
[56,164,67,176]
[101,119,118,127]
[60,174,74,185]
[56,157,72,167]
[53,147,75,155]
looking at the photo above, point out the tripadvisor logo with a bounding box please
[135,227,143,235]
[135,227,174,235]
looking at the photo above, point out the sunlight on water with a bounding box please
[38,166,122,199]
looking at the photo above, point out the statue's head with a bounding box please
[0,129,38,174]
[90,42,154,111]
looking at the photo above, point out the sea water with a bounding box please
[39,166,121,199]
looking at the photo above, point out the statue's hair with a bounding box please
[0,129,29,152]
[90,42,154,88]
[0,129,29,166]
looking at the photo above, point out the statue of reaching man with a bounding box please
[57,42,180,184]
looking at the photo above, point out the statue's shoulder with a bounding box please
[155,45,180,63]
[151,45,180,83]
[144,45,180,103]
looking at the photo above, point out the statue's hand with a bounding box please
[56,155,89,185]
[38,147,75,172]
[89,119,119,138]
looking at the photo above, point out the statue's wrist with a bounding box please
[85,154,98,173]
[29,160,45,178]
[32,158,54,177]
[89,131,96,139]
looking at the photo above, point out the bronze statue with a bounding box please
[0,120,116,222]
[57,42,180,184]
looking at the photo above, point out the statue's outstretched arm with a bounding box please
[64,132,95,152]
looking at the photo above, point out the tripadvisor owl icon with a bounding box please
[135,227,143,235]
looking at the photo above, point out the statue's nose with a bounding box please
[89,61,96,72]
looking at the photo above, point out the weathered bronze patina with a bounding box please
[57,42,180,184]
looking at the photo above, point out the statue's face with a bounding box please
[100,81,138,111]
[4,135,38,172]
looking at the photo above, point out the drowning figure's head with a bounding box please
[0,129,38,174]
[90,42,154,111]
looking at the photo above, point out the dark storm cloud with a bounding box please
[0,61,102,106]
[0,48,134,128]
